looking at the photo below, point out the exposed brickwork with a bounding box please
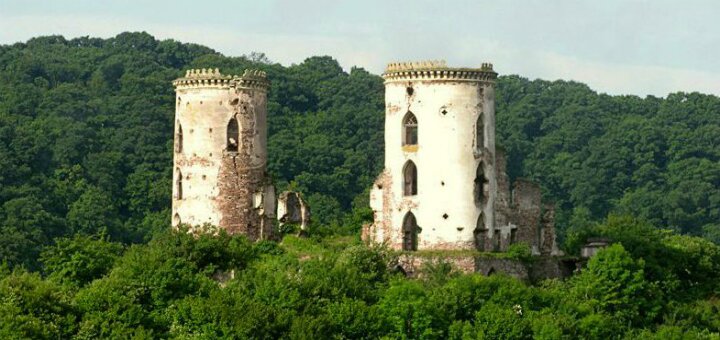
[395,254,575,281]
[173,69,275,240]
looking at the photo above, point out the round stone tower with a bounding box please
[172,68,275,240]
[367,60,498,250]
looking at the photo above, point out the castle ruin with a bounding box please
[363,61,558,255]
[172,68,276,240]
[171,62,558,257]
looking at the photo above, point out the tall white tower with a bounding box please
[172,68,275,239]
[367,61,498,250]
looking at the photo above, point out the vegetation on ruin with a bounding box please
[0,32,719,337]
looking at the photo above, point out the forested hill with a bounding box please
[1,32,719,268]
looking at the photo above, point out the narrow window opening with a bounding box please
[173,213,181,226]
[402,112,418,146]
[476,113,484,149]
[474,162,487,204]
[441,108,448,115]
[176,168,183,200]
[406,86,414,96]
[474,213,487,251]
[510,228,518,244]
[227,116,239,152]
[175,122,183,153]
[442,213,449,220]
[403,161,418,196]
[402,212,418,251]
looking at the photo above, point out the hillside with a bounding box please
[0,32,719,269]
[0,32,719,339]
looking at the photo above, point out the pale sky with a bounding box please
[1,0,719,96]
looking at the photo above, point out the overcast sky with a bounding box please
[1,0,719,96]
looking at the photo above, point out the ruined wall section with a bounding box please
[491,150,557,254]
[173,69,275,240]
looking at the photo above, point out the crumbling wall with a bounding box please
[215,84,275,241]
[489,150,557,254]
[512,179,542,253]
[394,254,574,281]
[278,191,310,231]
[364,170,394,245]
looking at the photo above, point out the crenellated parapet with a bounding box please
[383,60,497,83]
[173,68,269,90]
[232,69,269,90]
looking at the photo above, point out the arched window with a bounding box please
[402,212,418,251]
[173,213,181,226]
[476,113,484,149]
[403,161,417,196]
[402,111,418,146]
[175,168,183,200]
[474,162,487,204]
[175,122,183,153]
[474,213,487,251]
[227,116,239,152]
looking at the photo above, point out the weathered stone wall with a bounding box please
[367,61,498,250]
[394,254,575,282]
[489,152,558,255]
[365,61,559,255]
[396,254,477,277]
[277,191,310,231]
[172,69,275,240]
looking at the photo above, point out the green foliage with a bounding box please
[0,222,718,337]
[506,242,533,262]
[570,244,660,327]
[0,269,77,339]
[0,32,719,337]
[40,233,124,287]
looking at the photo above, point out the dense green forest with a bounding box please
[0,32,719,338]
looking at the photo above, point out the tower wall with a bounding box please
[172,69,275,239]
[369,61,498,250]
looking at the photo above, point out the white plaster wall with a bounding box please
[172,86,235,228]
[383,79,496,249]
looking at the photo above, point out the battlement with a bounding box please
[383,60,497,83]
[173,68,269,90]
[233,69,269,90]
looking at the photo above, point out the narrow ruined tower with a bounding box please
[366,61,498,250]
[172,68,276,240]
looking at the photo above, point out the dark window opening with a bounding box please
[474,213,487,251]
[474,162,488,204]
[402,212,418,251]
[227,116,239,152]
[175,123,183,153]
[442,213,449,219]
[176,168,183,200]
[403,112,418,146]
[476,113,484,150]
[510,228,518,244]
[403,161,418,196]
[406,86,414,96]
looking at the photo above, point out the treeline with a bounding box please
[0,32,719,270]
[2,217,720,338]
